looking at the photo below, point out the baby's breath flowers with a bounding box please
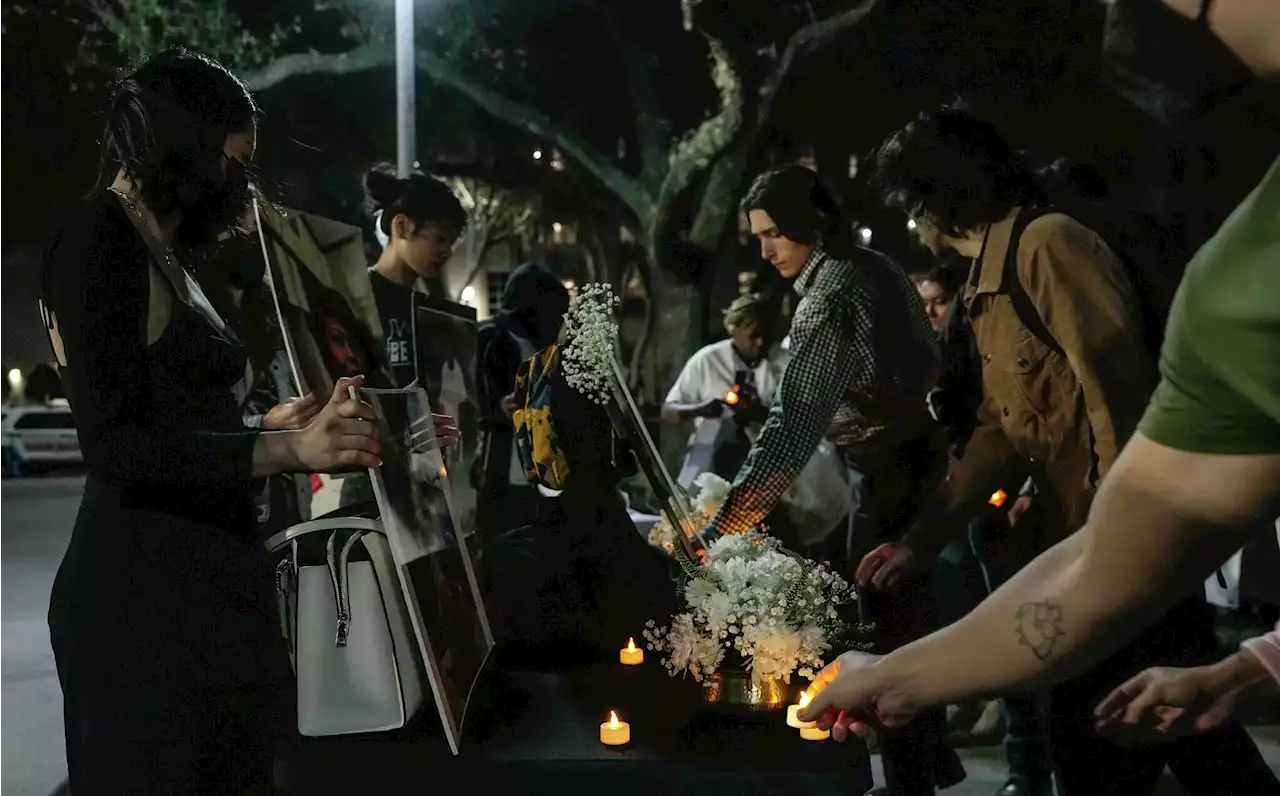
[560,283,619,405]
[644,530,866,687]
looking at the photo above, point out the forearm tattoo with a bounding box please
[1015,601,1066,662]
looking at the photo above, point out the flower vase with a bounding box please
[700,666,797,712]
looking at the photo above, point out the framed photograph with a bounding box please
[410,298,481,541]
[252,200,395,514]
[252,200,392,397]
[360,386,494,755]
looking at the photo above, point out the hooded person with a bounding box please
[475,263,570,504]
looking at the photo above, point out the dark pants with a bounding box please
[818,426,954,796]
[1048,598,1280,796]
[968,517,1054,786]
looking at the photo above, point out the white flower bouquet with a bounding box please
[647,472,733,553]
[559,282,618,405]
[643,529,861,686]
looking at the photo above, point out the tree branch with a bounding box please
[239,42,391,91]
[238,40,653,224]
[647,32,744,261]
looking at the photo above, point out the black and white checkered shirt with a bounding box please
[708,244,941,536]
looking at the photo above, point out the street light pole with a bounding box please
[395,0,416,178]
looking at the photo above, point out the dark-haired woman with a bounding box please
[364,164,468,388]
[41,50,382,793]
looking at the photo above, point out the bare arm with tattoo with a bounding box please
[800,432,1280,729]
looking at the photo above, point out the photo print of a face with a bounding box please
[360,386,492,755]
[411,297,481,541]
[252,202,393,397]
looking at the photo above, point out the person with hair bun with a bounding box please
[363,164,468,388]
[40,49,382,793]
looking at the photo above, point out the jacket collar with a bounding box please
[970,210,1021,298]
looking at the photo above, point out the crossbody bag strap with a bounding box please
[1001,207,1065,357]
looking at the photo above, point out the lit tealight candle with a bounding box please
[799,725,831,741]
[600,710,631,746]
[786,691,816,729]
[620,637,644,665]
[724,389,740,406]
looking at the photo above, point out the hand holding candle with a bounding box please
[787,690,816,729]
[620,637,643,665]
[600,710,630,746]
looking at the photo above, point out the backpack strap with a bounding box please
[1001,207,1065,357]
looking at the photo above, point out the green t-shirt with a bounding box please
[1139,155,1280,455]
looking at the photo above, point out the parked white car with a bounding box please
[2,400,82,476]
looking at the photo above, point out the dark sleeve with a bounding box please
[43,202,260,490]
[476,323,519,427]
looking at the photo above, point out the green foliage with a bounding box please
[57,0,301,85]
[107,0,297,69]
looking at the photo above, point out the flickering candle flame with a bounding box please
[724,390,740,405]
[620,637,644,665]
[600,710,630,745]
[786,691,816,729]
[989,489,1007,508]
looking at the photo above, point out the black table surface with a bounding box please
[276,654,874,795]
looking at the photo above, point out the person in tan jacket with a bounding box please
[856,106,1278,796]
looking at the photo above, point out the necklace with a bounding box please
[107,187,239,345]
[108,187,179,264]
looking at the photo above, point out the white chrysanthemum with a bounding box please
[690,472,731,514]
[646,529,857,685]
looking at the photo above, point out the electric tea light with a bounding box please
[599,710,630,746]
[620,638,643,665]
[787,691,816,729]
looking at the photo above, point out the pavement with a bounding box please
[2,474,80,796]
[4,474,1280,796]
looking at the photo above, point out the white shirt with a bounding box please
[665,339,780,431]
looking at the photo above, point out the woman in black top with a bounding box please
[41,50,382,794]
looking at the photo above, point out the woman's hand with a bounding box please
[432,414,461,449]
[1094,651,1271,743]
[289,376,381,472]
[263,393,321,430]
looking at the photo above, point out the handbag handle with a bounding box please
[326,530,370,648]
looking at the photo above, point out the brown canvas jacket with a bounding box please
[945,210,1156,538]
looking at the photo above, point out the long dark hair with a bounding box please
[740,165,855,258]
[94,49,257,249]
[364,164,467,240]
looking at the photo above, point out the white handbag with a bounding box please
[271,515,426,736]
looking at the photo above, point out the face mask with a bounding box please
[173,150,253,250]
